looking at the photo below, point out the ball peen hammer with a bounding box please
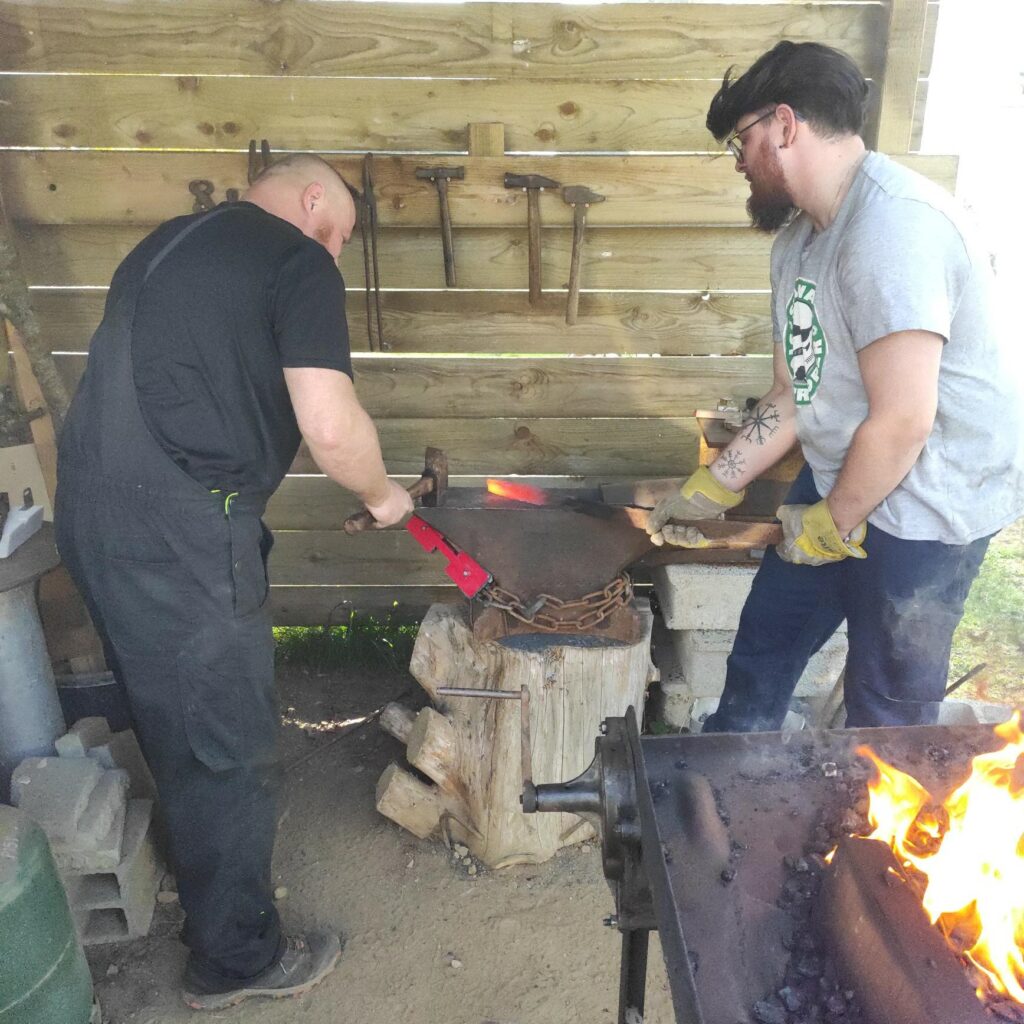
[561,185,605,325]
[343,447,448,534]
[503,172,560,305]
[415,166,465,287]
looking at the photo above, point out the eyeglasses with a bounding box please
[724,108,777,161]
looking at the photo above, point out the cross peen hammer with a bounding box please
[561,185,605,325]
[415,166,465,287]
[503,172,560,305]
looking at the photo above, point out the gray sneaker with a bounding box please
[182,931,343,1011]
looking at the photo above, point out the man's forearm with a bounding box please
[305,403,392,507]
[707,386,798,492]
[826,415,929,536]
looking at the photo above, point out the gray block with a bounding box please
[66,799,162,945]
[9,756,103,845]
[86,731,157,801]
[55,717,113,758]
[54,799,127,874]
[77,769,129,848]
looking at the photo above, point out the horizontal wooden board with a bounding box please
[0,75,721,153]
[0,152,959,229]
[0,2,888,79]
[269,585,458,626]
[16,223,775,291]
[268,470,682,530]
[32,287,772,356]
[53,352,772,419]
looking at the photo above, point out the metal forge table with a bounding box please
[523,710,1007,1024]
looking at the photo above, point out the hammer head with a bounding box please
[503,173,561,191]
[562,185,605,207]
[421,447,448,507]
[415,166,465,183]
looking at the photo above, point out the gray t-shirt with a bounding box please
[771,151,1024,543]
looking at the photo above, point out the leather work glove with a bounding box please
[646,466,745,547]
[776,500,867,566]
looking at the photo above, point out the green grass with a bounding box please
[949,520,1024,706]
[274,609,418,672]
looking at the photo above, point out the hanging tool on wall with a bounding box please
[503,172,560,305]
[415,165,464,287]
[188,180,217,213]
[247,139,272,184]
[561,185,605,325]
[361,153,385,351]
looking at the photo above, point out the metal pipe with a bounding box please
[437,687,523,700]
[0,581,65,799]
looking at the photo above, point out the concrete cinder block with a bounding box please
[86,731,157,801]
[66,799,161,945]
[55,717,113,758]
[652,564,760,631]
[9,757,103,846]
[54,801,127,874]
[76,769,129,848]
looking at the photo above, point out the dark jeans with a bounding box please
[704,465,992,732]
[55,479,284,987]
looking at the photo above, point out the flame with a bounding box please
[485,479,549,506]
[858,712,1024,1004]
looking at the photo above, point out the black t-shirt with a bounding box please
[129,202,352,494]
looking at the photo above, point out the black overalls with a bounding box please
[55,207,285,987]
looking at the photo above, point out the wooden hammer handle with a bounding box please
[343,476,434,535]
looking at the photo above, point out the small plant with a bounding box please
[274,606,418,672]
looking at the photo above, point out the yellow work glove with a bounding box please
[646,466,745,547]
[776,500,867,566]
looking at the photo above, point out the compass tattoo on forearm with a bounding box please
[740,402,781,446]
[717,450,746,481]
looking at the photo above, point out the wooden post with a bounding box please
[376,600,657,867]
[875,0,930,153]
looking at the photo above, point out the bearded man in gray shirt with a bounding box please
[646,41,1024,730]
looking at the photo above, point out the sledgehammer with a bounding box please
[343,447,448,534]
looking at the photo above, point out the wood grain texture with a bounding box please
[0,1,886,78]
[0,152,958,229]
[32,287,773,356]
[876,0,931,154]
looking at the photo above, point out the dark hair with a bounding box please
[706,41,869,141]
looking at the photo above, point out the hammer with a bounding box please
[561,185,605,325]
[503,172,560,305]
[415,166,465,287]
[343,447,448,534]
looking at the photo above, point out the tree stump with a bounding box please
[375,600,657,868]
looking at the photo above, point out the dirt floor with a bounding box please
[86,662,675,1024]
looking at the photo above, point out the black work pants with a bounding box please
[55,478,284,985]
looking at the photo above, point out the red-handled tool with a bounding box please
[406,515,492,598]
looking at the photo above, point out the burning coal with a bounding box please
[485,478,549,506]
[857,712,1024,1005]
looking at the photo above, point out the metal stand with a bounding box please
[0,523,64,799]
[619,929,650,1023]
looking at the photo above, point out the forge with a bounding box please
[526,712,1024,1024]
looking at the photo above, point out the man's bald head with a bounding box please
[243,154,357,260]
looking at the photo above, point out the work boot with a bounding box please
[182,931,343,1011]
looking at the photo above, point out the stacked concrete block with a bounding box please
[9,718,161,944]
[652,563,848,728]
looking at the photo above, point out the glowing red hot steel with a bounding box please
[485,479,549,506]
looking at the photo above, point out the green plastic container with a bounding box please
[0,805,95,1024]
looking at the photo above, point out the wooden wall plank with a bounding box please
[32,287,772,356]
[0,2,886,79]
[52,352,772,419]
[15,223,775,291]
[0,75,719,153]
[269,585,457,625]
[0,153,959,229]
[876,0,930,153]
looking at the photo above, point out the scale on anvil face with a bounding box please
[410,486,655,603]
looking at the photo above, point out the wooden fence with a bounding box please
[0,0,950,627]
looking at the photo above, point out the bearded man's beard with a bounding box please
[746,142,797,233]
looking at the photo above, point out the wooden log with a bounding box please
[379,702,418,744]
[402,600,657,867]
[406,707,461,793]
[375,763,445,840]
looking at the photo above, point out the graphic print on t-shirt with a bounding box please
[784,278,827,405]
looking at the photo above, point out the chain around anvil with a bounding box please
[480,573,633,632]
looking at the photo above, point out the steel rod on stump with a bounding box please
[376,600,658,868]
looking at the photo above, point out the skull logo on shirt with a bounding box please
[785,278,827,405]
